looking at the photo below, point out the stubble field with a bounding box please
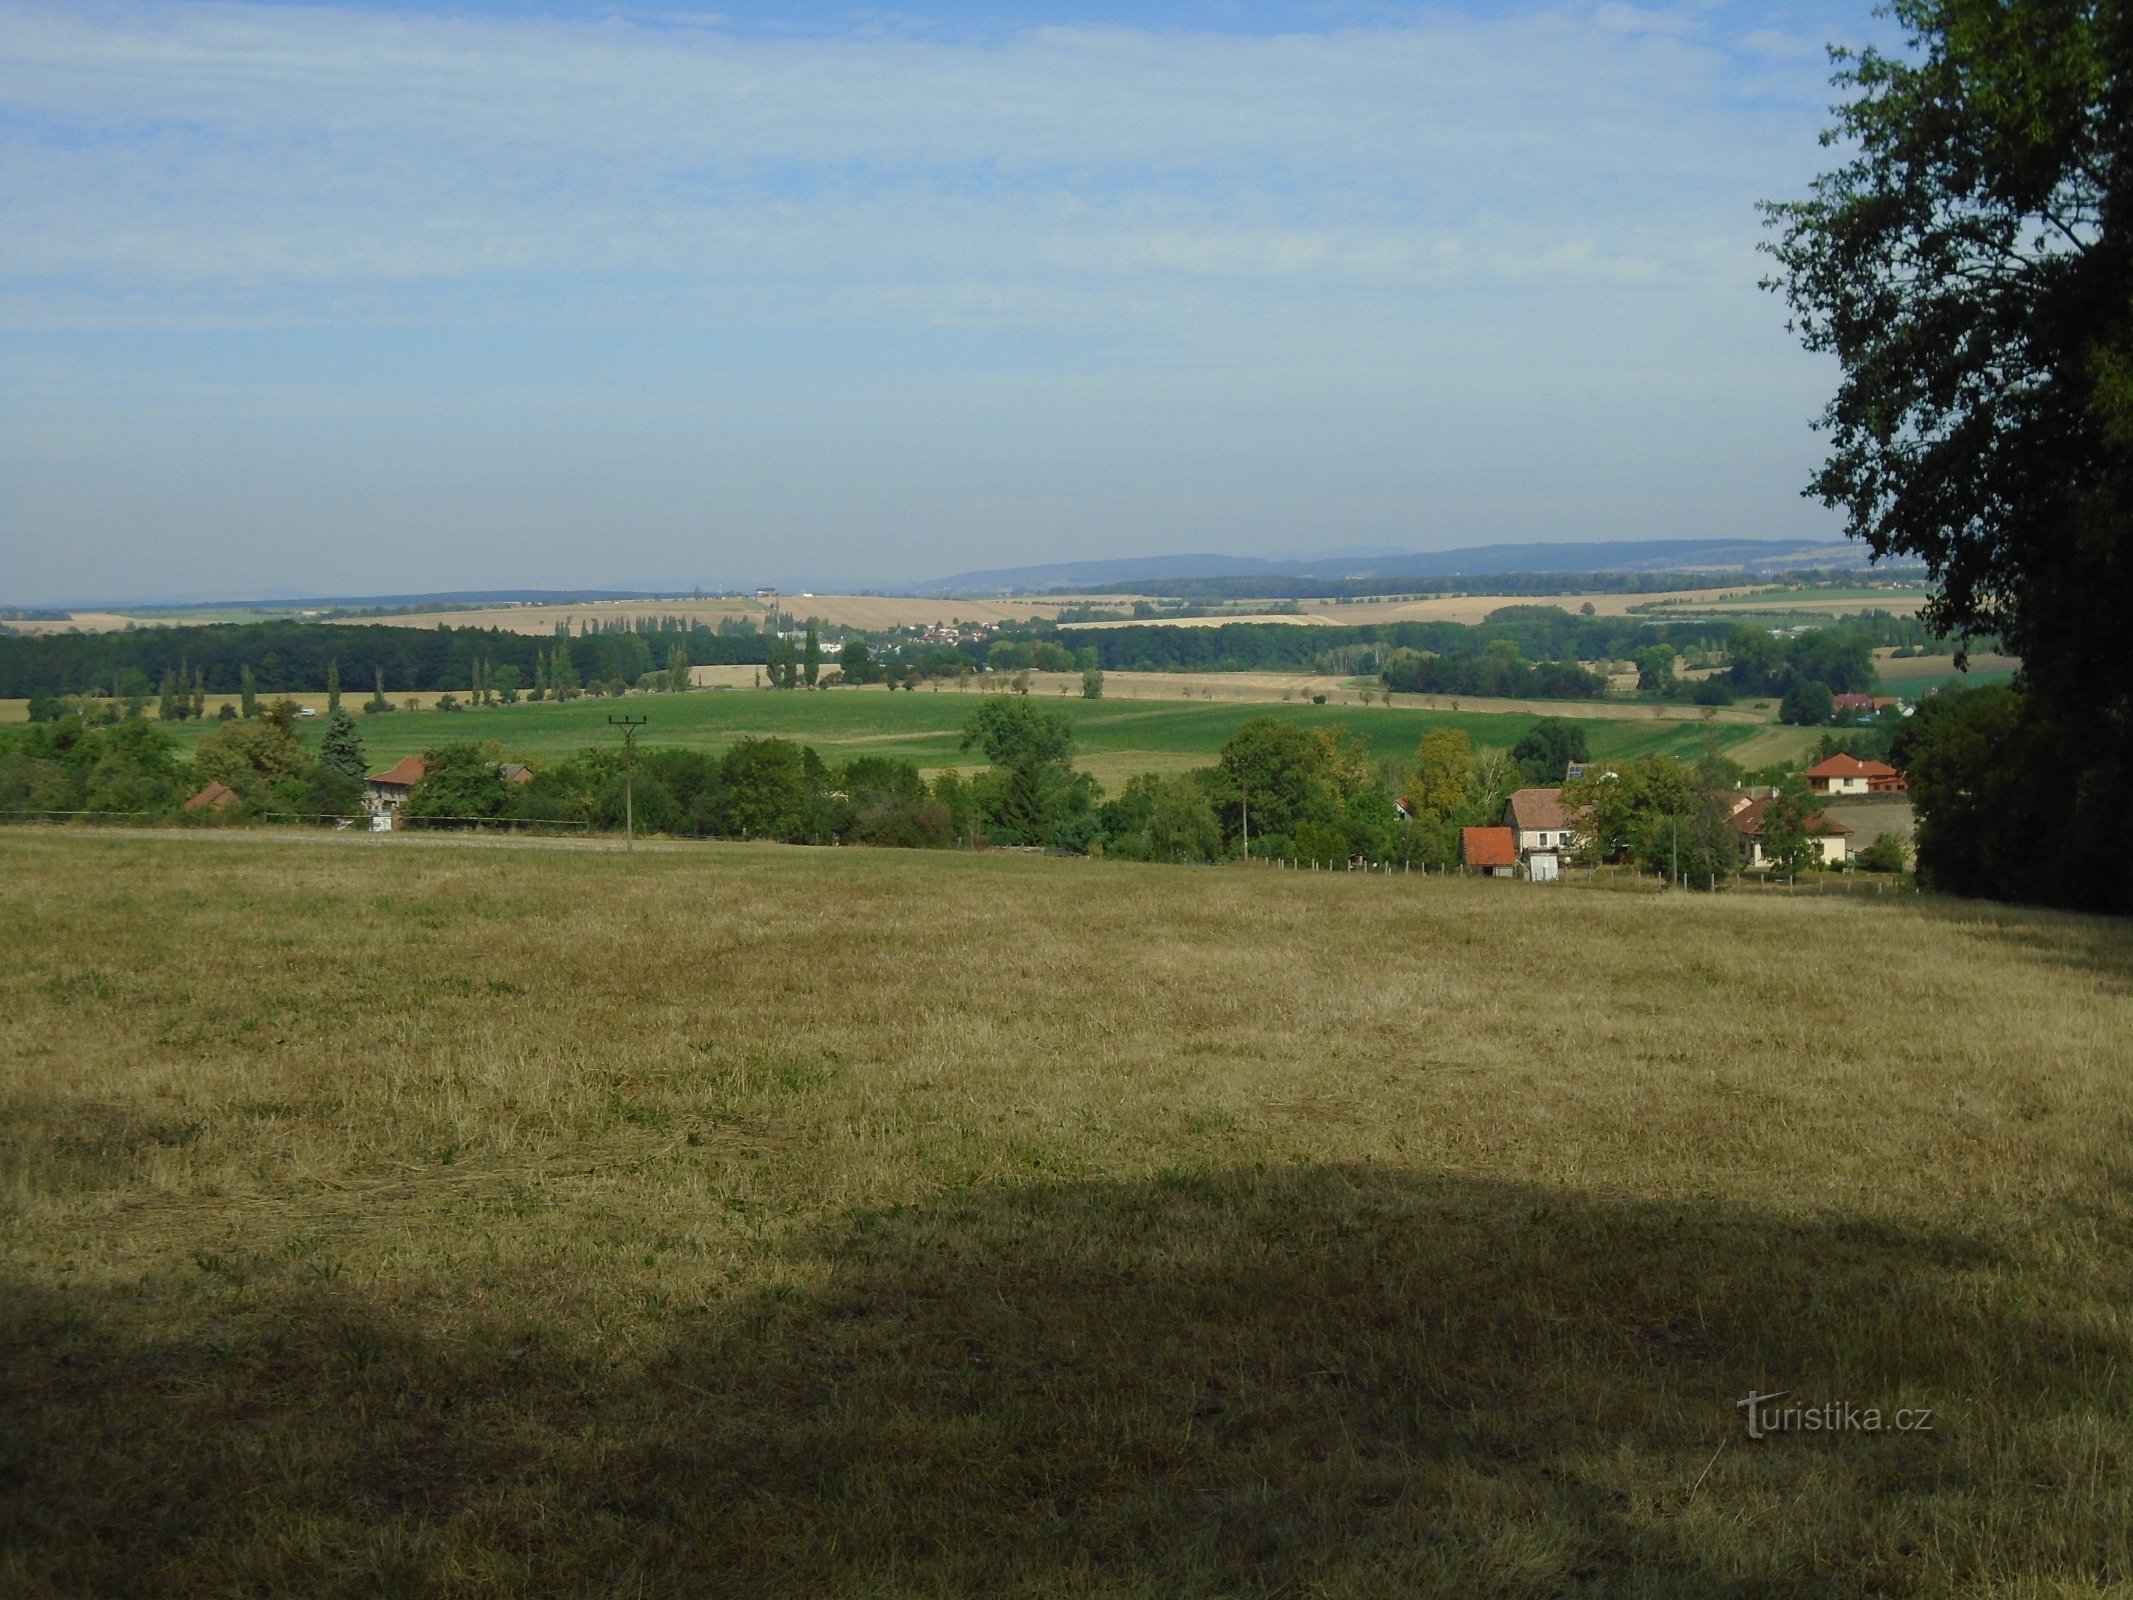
[3,829,2131,1596]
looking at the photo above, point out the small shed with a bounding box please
[183,780,241,813]
[1462,826,1518,878]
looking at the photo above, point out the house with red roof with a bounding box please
[365,755,426,822]
[183,780,241,813]
[1805,753,1906,796]
[1731,793,1852,868]
[1461,826,1518,878]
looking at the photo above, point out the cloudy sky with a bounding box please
[0,0,1888,602]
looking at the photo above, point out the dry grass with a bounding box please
[4,830,2133,1596]
[350,595,1151,635]
[1054,589,1781,629]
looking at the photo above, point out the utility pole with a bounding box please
[609,715,648,851]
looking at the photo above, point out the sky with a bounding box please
[0,0,1895,602]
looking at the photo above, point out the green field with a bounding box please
[160,689,1799,787]
[1877,652,2022,693]
[4,830,2130,1594]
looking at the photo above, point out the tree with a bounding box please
[191,718,313,798]
[1757,780,1822,877]
[1780,679,1835,727]
[961,697,1094,845]
[319,709,368,783]
[157,667,177,722]
[1219,717,1335,842]
[1411,727,1474,820]
[551,640,579,699]
[838,639,878,685]
[667,643,690,695]
[399,743,511,823]
[239,665,258,720]
[1763,0,2132,910]
[1511,717,1590,785]
[326,657,342,717]
[366,666,392,715]
[803,626,821,689]
[1632,644,1677,693]
[1081,665,1104,700]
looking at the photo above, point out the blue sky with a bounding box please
[0,0,1892,601]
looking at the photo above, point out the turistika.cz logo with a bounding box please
[1735,1390,1935,1439]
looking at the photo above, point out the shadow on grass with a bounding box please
[1911,894,2133,994]
[4,1166,2122,1597]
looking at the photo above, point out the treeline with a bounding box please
[1009,615,1881,702]
[0,621,770,699]
[1044,567,1924,601]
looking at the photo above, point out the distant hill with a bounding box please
[918,539,1880,594]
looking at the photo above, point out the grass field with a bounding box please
[3,830,2131,1595]
[1876,651,2022,692]
[101,686,1804,788]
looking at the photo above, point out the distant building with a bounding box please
[1730,794,1852,867]
[365,755,426,819]
[1804,754,1906,795]
[1461,826,1518,878]
[183,780,241,813]
[1502,787,1573,881]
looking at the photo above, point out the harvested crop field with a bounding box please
[4,829,2132,1595]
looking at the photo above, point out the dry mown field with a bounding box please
[4,830,2132,1596]
[346,595,1148,635]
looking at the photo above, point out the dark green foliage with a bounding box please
[961,699,1096,846]
[319,711,368,783]
[399,744,513,822]
[1511,718,1590,785]
[1763,0,2130,909]
[1856,832,1911,874]
[0,720,186,816]
[239,666,258,720]
[803,627,821,689]
[0,620,769,700]
[1780,680,1835,726]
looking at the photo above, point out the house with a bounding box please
[1564,760,1618,783]
[1805,753,1906,795]
[1502,787,1573,882]
[183,780,240,813]
[1833,693,1908,720]
[1461,826,1518,878]
[496,762,534,785]
[1730,794,1852,868]
[365,754,426,818]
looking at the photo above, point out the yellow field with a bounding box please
[342,594,1151,636]
[4,829,2131,1594]
[1057,587,1782,630]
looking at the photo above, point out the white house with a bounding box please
[1503,787,1575,879]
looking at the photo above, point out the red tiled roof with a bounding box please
[183,780,240,811]
[1730,797,1852,837]
[1462,826,1518,868]
[368,755,426,788]
[1505,787,1571,831]
[1805,754,1898,780]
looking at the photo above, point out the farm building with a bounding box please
[1805,754,1906,795]
[183,781,240,813]
[365,755,425,819]
[1461,827,1518,878]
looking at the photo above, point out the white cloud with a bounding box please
[0,1,1833,328]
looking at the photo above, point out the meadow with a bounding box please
[3,829,2130,1596]
[114,685,1809,790]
